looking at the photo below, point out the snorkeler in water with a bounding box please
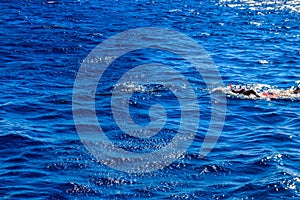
[230,82,300,98]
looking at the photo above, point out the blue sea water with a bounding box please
[1,0,300,199]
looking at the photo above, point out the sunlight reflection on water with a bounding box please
[219,0,300,13]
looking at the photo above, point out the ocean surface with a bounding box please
[1,0,300,199]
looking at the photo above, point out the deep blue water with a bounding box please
[1,0,300,199]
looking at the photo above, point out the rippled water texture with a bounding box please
[1,0,300,199]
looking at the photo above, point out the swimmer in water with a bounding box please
[230,84,260,97]
[230,82,300,98]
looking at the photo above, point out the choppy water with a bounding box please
[1,0,300,199]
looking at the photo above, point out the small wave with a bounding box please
[62,182,100,196]
[0,133,46,149]
[195,164,229,174]
[113,82,146,93]
[258,59,269,64]
[169,9,182,13]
